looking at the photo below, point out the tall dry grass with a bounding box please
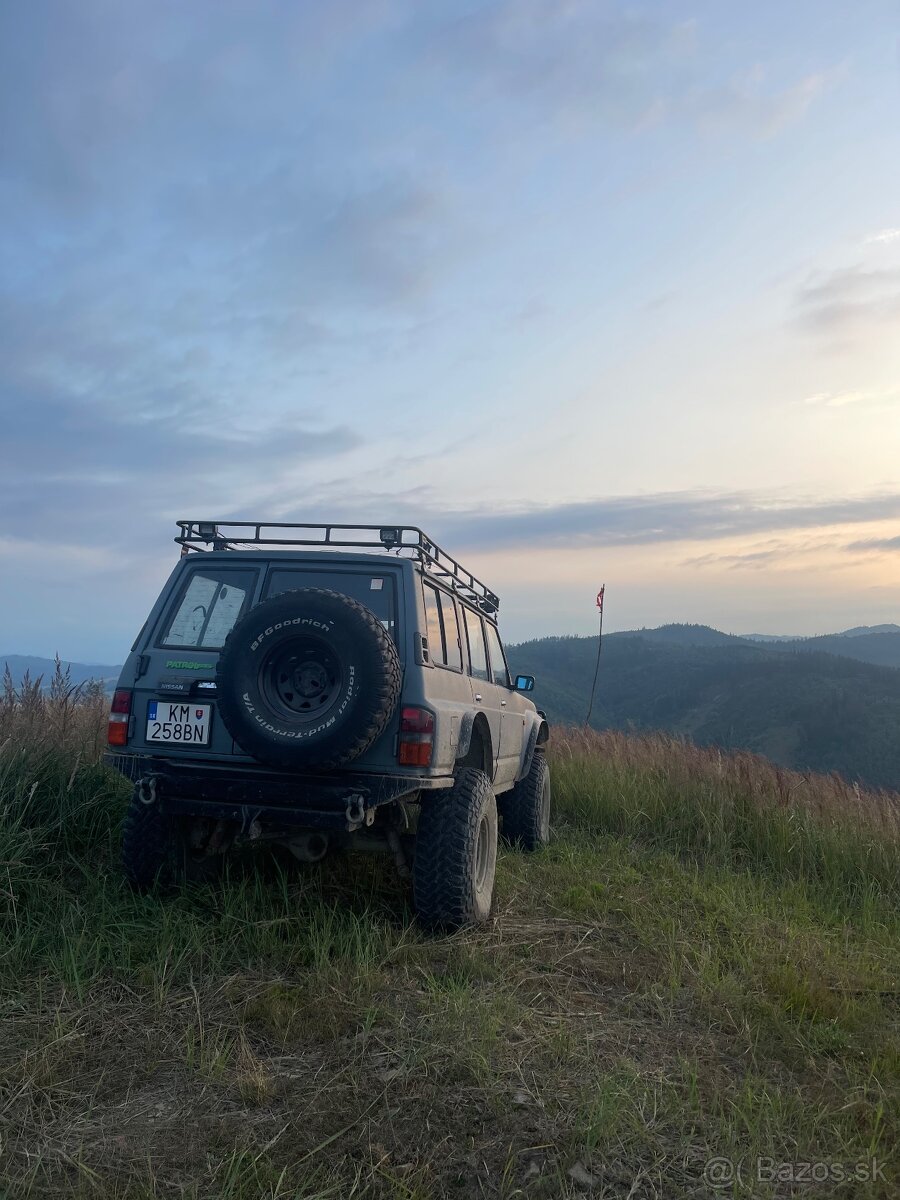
[554,726,900,836]
[551,727,900,912]
[0,659,120,868]
[1,658,109,760]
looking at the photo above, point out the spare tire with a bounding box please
[216,588,401,769]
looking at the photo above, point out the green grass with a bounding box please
[0,710,897,1197]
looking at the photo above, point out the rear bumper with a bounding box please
[105,752,450,830]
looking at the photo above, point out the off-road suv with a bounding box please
[108,521,550,927]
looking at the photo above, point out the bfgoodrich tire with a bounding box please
[412,768,497,930]
[216,588,401,770]
[499,750,550,851]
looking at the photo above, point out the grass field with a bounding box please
[1,673,898,1197]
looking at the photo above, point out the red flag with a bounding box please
[596,585,605,611]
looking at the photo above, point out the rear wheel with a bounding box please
[412,768,497,929]
[121,789,223,889]
[499,751,550,851]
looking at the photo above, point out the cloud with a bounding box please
[682,548,782,570]
[681,532,866,571]
[689,66,838,140]
[800,387,900,408]
[421,3,833,140]
[413,490,900,552]
[846,535,900,554]
[865,229,900,246]
[241,486,900,554]
[0,2,399,209]
[792,264,900,338]
[0,374,361,554]
[421,2,695,131]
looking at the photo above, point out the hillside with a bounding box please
[1,654,120,689]
[604,622,900,669]
[0,689,896,1198]
[839,623,900,638]
[508,633,900,789]
[607,622,742,647]
[777,631,900,670]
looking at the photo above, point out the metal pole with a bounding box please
[584,586,605,728]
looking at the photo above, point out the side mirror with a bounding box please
[514,674,535,692]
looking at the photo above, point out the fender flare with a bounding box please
[456,710,493,776]
[518,713,550,781]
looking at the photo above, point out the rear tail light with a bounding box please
[107,688,132,747]
[398,706,434,767]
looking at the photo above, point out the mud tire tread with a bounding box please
[499,750,550,851]
[412,767,497,929]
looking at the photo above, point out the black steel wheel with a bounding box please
[261,637,344,721]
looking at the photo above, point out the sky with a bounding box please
[1,0,899,663]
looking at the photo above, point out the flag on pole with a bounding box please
[585,584,606,726]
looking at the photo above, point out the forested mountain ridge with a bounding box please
[5,623,900,787]
[507,629,900,789]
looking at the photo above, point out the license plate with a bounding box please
[146,701,212,745]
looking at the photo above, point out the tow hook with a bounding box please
[137,776,158,806]
[345,795,372,829]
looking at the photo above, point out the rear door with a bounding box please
[460,604,503,783]
[484,620,526,787]
[262,562,405,769]
[420,580,474,771]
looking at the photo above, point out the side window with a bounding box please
[463,607,489,682]
[160,569,255,649]
[485,622,510,687]
[437,591,462,670]
[423,583,444,665]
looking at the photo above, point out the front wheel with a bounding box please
[499,751,550,851]
[412,768,497,930]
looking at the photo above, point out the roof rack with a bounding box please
[175,520,500,614]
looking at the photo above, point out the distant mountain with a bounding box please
[740,633,801,643]
[507,631,900,789]
[776,632,900,671]
[838,624,900,638]
[605,623,900,671]
[609,623,741,647]
[2,655,121,690]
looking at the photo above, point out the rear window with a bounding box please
[485,621,510,687]
[265,568,397,636]
[462,606,489,682]
[437,591,462,671]
[423,582,462,670]
[160,568,257,649]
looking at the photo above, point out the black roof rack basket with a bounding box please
[175,520,500,614]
